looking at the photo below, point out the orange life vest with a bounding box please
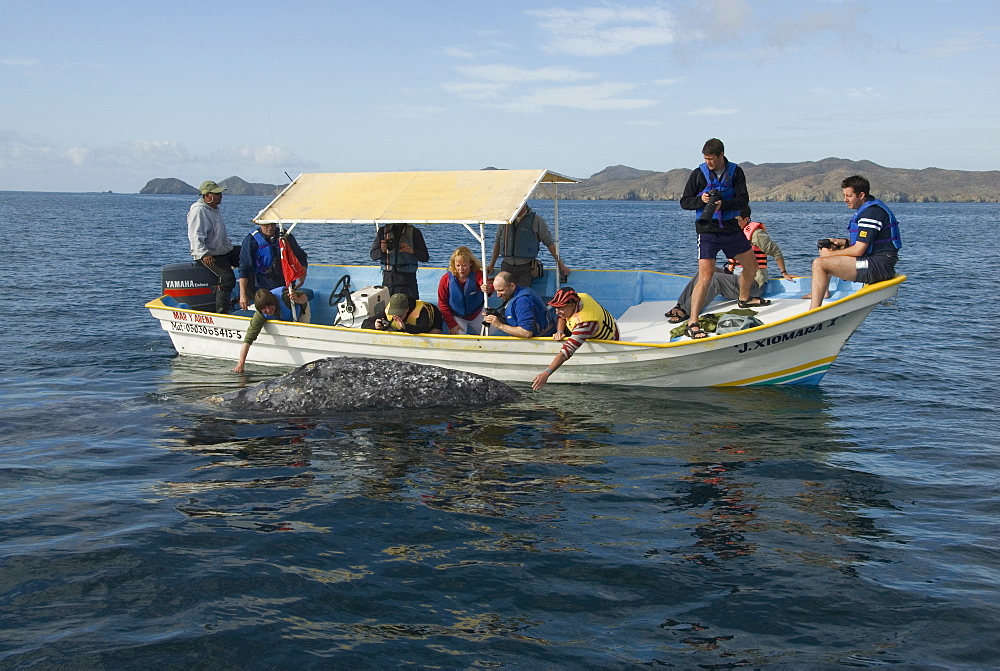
[725,221,767,273]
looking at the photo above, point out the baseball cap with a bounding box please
[548,287,579,307]
[386,293,410,316]
[199,180,226,194]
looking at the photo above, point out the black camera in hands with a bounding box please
[817,238,836,250]
[698,189,723,222]
[484,307,506,324]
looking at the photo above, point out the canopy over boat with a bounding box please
[253,169,577,226]
[150,167,904,387]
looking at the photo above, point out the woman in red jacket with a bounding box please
[437,246,492,335]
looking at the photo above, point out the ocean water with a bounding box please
[1,192,998,668]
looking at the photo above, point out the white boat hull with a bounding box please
[148,269,903,387]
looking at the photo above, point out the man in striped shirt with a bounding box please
[532,287,619,390]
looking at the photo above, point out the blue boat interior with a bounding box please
[162,264,861,343]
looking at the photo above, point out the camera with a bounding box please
[375,317,397,332]
[698,189,723,222]
[817,238,836,250]
[484,306,506,324]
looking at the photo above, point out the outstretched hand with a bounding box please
[531,370,550,390]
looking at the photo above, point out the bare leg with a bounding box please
[687,258,718,324]
[733,249,759,302]
[809,256,857,309]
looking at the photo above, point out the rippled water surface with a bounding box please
[1,192,998,668]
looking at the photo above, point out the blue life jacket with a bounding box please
[848,199,902,255]
[505,286,553,336]
[501,212,540,259]
[448,272,484,319]
[695,161,741,226]
[252,230,279,276]
[268,287,297,321]
[382,225,419,274]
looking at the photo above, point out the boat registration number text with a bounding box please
[169,320,242,339]
[736,317,841,354]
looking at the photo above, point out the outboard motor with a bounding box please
[161,262,218,312]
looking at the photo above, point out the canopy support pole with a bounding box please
[538,182,562,291]
[479,222,490,336]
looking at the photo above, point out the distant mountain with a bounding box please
[139,176,286,196]
[218,176,288,196]
[551,158,1000,203]
[143,160,1000,202]
[140,178,199,195]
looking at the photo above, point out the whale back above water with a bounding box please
[209,357,521,413]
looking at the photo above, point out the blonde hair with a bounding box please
[448,246,482,275]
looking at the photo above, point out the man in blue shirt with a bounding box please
[482,271,554,337]
[808,175,901,309]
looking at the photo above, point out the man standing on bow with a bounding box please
[678,139,761,339]
[187,180,241,314]
[665,205,794,324]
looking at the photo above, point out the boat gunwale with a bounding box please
[146,273,905,351]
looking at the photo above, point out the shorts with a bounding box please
[698,231,752,261]
[855,256,897,284]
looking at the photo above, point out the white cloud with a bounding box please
[685,107,737,116]
[375,105,448,119]
[446,63,629,109]
[210,144,315,168]
[441,81,510,102]
[0,58,39,67]
[845,87,877,98]
[505,83,657,111]
[0,131,316,189]
[530,6,678,56]
[122,140,198,164]
[919,35,991,58]
[455,64,595,84]
[66,147,91,166]
[443,47,478,60]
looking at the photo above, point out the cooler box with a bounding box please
[338,285,389,325]
[161,262,218,312]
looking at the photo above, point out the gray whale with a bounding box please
[209,357,520,413]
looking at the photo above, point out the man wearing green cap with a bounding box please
[187,180,241,313]
[360,293,443,334]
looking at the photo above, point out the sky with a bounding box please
[2,0,998,192]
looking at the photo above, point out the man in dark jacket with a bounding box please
[237,222,308,310]
[370,223,429,301]
[678,138,761,338]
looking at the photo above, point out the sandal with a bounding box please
[685,322,709,339]
[665,305,689,324]
[738,297,771,308]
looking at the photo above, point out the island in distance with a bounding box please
[141,158,1000,203]
[140,176,287,197]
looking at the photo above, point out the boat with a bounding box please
[147,169,905,387]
